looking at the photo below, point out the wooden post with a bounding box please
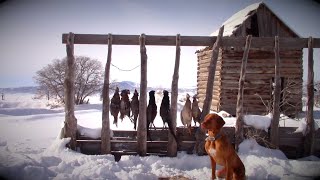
[201,26,224,119]
[64,32,77,150]
[195,26,224,155]
[137,34,148,156]
[270,36,281,148]
[235,35,252,151]
[304,36,315,156]
[101,33,112,154]
[168,34,180,157]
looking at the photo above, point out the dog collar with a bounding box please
[205,133,222,142]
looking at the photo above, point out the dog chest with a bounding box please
[208,148,216,157]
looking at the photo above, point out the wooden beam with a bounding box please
[195,26,224,156]
[137,34,148,156]
[270,36,281,148]
[201,26,224,119]
[62,33,320,48]
[168,34,181,157]
[304,36,315,156]
[235,35,252,151]
[64,32,77,150]
[101,33,112,154]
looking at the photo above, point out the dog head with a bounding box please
[201,113,225,132]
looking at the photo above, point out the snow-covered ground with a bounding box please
[0,90,320,180]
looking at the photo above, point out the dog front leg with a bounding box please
[209,156,216,179]
[225,161,233,180]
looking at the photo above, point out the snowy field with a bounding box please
[0,89,320,180]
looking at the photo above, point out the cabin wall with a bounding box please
[197,48,303,116]
[197,49,222,112]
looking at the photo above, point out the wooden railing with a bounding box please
[62,33,320,48]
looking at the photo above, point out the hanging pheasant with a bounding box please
[110,87,121,127]
[120,89,131,120]
[130,89,139,130]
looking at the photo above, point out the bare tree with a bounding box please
[34,56,104,105]
[255,78,303,117]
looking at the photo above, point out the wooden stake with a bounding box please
[64,32,77,150]
[304,36,315,156]
[201,26,224,119]
[137,34,148,156]
[195,26,224,156]
[101,33,112,154]
[270,36,281,148]
[235,35,252,151]
[168,34,180,157]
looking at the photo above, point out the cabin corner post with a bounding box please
[304,36,315,156]
[235,35,252,151]
[64,32,77,150]
[195,26,224,156]
[168,34,181,157]
[270,36,281,148]
[138,34,148,156]
[101,33,113,154]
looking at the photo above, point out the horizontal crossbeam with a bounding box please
[62,33,320,49]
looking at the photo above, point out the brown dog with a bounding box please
[201,113,245,180]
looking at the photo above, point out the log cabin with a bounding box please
[196,2,303,117]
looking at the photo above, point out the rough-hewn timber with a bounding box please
[137,34,148,156]
[235,35,252,150]
[101,34,112,154]
[64,32,77,150]
[168,34,180,157]
[304,37,315,156]
[62,34,320,48]
[270,36,281,148]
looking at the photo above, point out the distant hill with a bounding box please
[0,81,196,95]
[112,81,139,91]
[0,86,38,94]
[111,81,196,93]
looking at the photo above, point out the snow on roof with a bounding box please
[211,2,261,36]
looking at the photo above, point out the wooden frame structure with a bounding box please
[62,32,319,157]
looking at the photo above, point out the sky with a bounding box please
[0,0,319,88]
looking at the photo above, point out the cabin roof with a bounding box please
[210,2,300,37]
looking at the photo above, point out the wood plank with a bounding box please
[235,35,252,150]
[196,26,224,155]
[304,37,315,156]
[137,34,148,156]
[64,32,77,150]
[168,34,180,157]
[271,36,281,148]
[62,34,320,48]
[101,33,112,154]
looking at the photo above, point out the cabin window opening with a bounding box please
[246,14,259,37]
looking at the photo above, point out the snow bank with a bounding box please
[244,114,272,132]
[1,90,320,180]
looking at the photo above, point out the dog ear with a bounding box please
[215,114,225,130]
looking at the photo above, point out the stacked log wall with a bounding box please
[197,48,303,116]
[197,49,222,112]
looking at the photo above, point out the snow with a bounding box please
[244,114,272,132]
[1,90,320,179]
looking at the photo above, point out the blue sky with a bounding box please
[0,0,319,88]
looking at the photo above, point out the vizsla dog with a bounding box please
[201,113,245,180]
